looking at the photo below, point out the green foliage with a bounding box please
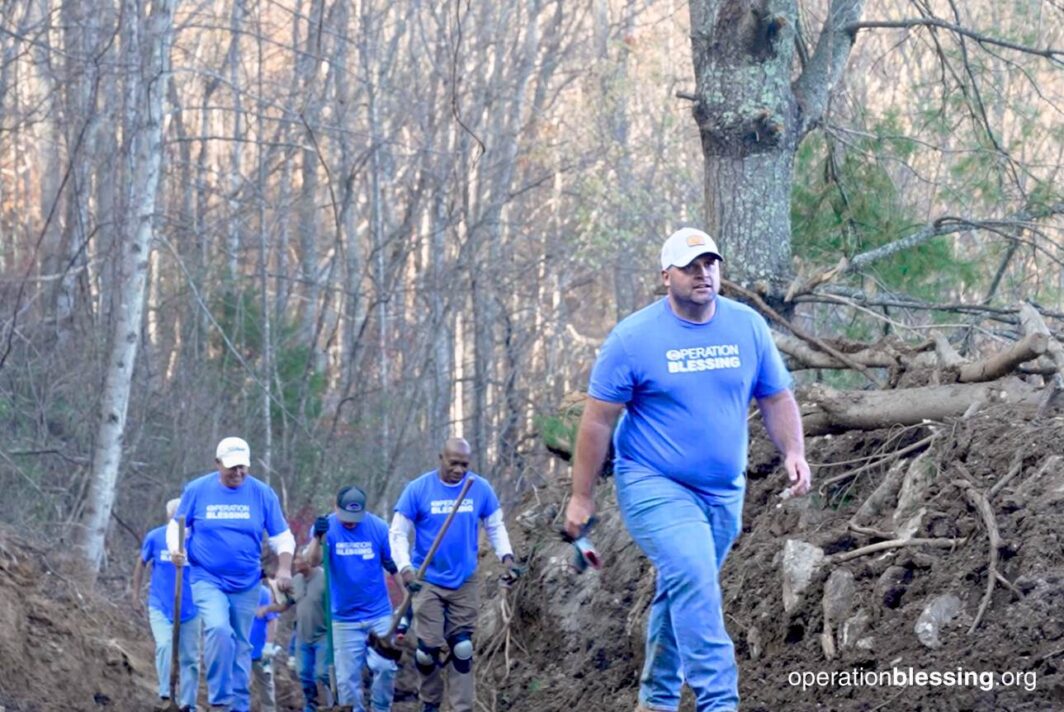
[210,287,326,431]
[536,412,578,458]
[791,122,977,299]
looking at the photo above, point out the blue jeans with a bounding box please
[615,467,743,712]
[298,636,329,711]
[191,579,260,711]
[332,615,397,711]
[148,608,201,708]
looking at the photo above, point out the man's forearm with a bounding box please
[571,407,618,497]
[306,537,322,566]
[759,389,805,457]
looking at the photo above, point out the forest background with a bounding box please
[0,0,1061,587]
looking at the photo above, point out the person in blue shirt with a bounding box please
[306,485,401,712]
[131,498,200,712]
[564,228,812,712]
[390,437,521,712]
[168,436,296,712]
[250,581,279,712]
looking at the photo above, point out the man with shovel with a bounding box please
[168,436,296,712]
[389,437,521,712]
[132,498,200,712]
[307,485,401,712]
[564,228,811,712]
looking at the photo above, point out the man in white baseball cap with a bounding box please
[565,226,809,712]
[168,436,296,711]
[659,227,724,271]
[216,436,251,469]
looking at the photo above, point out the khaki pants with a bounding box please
[413,578,479,712]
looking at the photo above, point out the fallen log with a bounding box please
[957,331,1047,383]
[801,377,1045,435]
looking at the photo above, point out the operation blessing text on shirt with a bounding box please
[205,503,251,519]
[665,344,741,373]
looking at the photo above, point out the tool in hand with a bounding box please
[561,515,602,572]
[165,519,185,712]
[368,475,475,661]
[321,539,340,706]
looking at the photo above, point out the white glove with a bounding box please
[262,642,281,660]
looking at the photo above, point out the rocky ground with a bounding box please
[2,401,1063,711]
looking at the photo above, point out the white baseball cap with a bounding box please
[660,228,724,270]
[215,436,251,469]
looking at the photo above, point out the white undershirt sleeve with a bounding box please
[165,518,182,553]
[389,512,415,572]
[483,509,513,560]
[268,529,296,556]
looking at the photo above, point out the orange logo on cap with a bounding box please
[686,234,706,247]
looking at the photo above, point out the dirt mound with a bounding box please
[479,404,1064,711]
[0,533,156,711]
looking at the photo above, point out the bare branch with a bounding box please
[845,203,1064,273]
[848,18,1064,66]
[794,0,866,134]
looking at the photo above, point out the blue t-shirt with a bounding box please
[140,525,197,623]
[175,472,289,592]
[589,296,791,502]
[394,472,501,589]
[324,512,395,622]
[250,585,277,661]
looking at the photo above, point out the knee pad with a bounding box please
[447,632,473,674]
[415,641,441,675]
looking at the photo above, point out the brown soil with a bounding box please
[475,403,1064,711]
[3,404,1063,711]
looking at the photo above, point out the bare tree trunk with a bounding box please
[78,0,177,579]
[255,0,272,482]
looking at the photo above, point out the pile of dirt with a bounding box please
[479,403,1064,711]
[0,532,156,711]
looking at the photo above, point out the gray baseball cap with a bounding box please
[336,486,367,524]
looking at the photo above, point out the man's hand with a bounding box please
[499,554,524,588]
[131,594,145,617]
[783,452,812,498]
[401,566,422,594]
[256,605,271,619]
[275,570,293,594]
[169,550,187,567]
[313,516,330,539]
[564,494,595,540]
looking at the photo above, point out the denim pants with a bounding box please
[251,656,276,712]
[332,615,397,711]
[191,579,261,711]
[297,636,330,711]
[148,607,201,708]
[615,467,743,712]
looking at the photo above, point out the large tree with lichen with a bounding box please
[686,0,1063,304]
[687,0,863,296]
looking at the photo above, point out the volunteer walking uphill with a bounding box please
[132,498,200,712]
[389,437,523,712]
[306,485,402,712]
[565,228,811,712]
[168,436,296,712]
